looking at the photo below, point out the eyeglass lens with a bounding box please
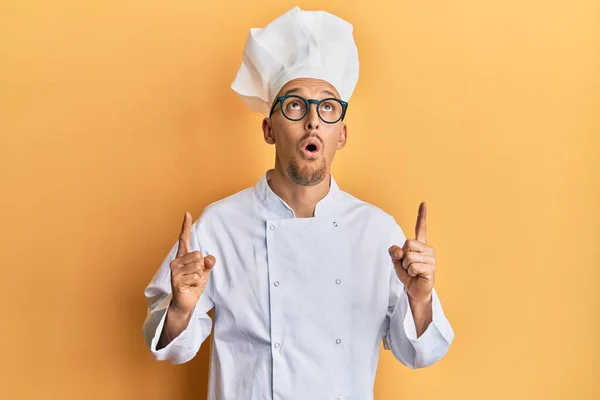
[281,96,343,123]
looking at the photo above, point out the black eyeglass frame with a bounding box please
[268,94,348,124]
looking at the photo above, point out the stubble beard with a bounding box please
[287,155,327,187]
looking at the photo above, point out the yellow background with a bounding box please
[1,0,598,399]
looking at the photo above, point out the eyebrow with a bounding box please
[282,88,338,98]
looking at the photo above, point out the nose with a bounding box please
[304,102,320,131]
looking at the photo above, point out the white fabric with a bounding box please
[231,6,360,116]
[142,169,455,400]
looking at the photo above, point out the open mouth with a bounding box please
[300,139,322,157]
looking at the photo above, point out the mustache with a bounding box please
[299,132,323,146]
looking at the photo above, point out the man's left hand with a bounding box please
[388,201,435,304]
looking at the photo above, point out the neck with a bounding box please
[266,165,331,218]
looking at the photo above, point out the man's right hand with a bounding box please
[169,212,216,315]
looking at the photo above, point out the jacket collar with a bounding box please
[254,169,342,218]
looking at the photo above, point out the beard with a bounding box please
[287,155,327,186]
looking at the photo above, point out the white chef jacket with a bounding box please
[142,169,454,400]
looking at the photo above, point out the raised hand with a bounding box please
[388,202,436,303]
[169,212,217,314]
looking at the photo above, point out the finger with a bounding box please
[402,239,433,255]
[404,256,436,274]
[175,261,203,277]
[402,257,410,270]
[402,251,435,269]
[415,201,427,243]
[407,262,434,278]
[180,254,216,270]
[176,212,192,258]
[173,255,216,276]
[403,252,435,266]
[179,274,201,287]
[177,251,204,266]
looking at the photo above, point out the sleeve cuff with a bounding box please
[401,287,454,347]
[148,294,199,362]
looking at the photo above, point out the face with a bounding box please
[262,78,348,187]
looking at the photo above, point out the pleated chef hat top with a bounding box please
[231,6,359,116]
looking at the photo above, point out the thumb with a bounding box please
[203,255,217,271]
[389,245,409,284]
[388,245,404,264]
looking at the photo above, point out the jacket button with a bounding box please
[335,279,341,285]
[274,342,280,348]
[274,281,280,287]
[269,225,275,230]
[333,221,338,227]
[336,338,341,344]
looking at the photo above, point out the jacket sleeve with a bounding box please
[382,221,455,369]
[141,215,215,364]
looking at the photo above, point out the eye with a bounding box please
[321,101,337,112]
[288,101,302,110]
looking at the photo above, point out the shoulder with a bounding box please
[338,189,407,245]
[192,186,255,231]
[205,187,254,216]
[338,189,399,231]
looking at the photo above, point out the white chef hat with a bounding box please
[231,6,359,116]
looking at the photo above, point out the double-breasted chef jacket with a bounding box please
[143,169,454,400]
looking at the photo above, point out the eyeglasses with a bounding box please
[269,95,348,124]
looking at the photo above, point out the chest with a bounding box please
[209,215,391,339]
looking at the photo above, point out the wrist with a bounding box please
[168,302,193,320]
[407,291,433,306]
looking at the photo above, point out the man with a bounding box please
[142,6,454,400]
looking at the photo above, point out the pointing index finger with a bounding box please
[415,201,427,243]
[176,212,191,257]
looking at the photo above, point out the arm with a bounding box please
[382,223,455,369]
[408,292,433,338]
[157,304,194,350]
[142,216,215,364]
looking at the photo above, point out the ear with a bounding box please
[262,118,275,145]
[336,123,347,150]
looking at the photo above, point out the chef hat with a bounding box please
[231,6,359,116]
